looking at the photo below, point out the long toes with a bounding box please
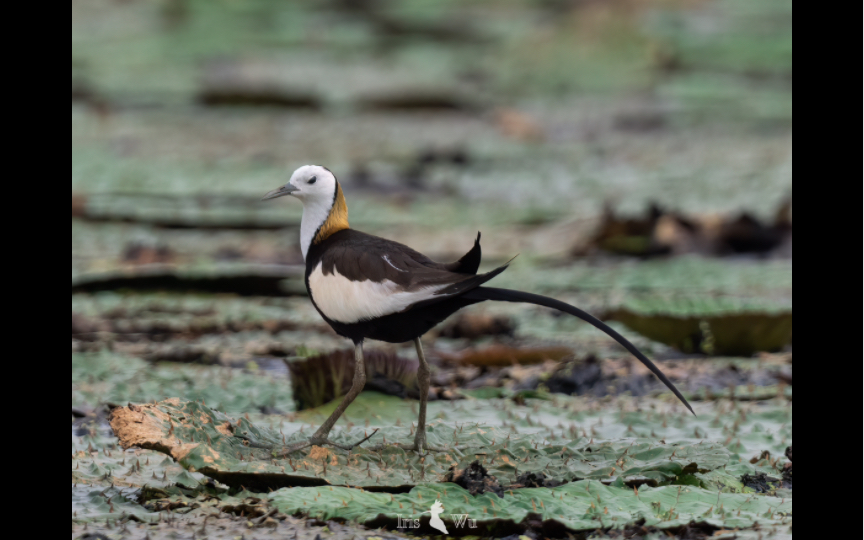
[324,439,372,452]
[306,429,380,453]
[369,442,416,452]
[278,441,313,457]
[323,440,354,451]
[348,428,379,450]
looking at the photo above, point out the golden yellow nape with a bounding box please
[314,182,350,245]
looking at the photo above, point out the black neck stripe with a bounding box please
[312,178,341,246]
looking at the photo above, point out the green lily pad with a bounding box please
[269,480,792,534]
[110,399,732,492]
[606,295,792,355]
[72,486,160,524]
[72,352,296,414]
[296,392,791,461]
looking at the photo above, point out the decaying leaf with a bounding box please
[578,200,792,258]
[287,349,419,411]
[444,461,504,497]
[437,345,573,368]
[437,313,516,340]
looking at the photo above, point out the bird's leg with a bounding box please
[368,338,482,455]
[310,342,366,443]
[280,342,371,456]
[384,338,454,454]
[413,337,431,451]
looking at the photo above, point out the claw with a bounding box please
[278,429,379,457]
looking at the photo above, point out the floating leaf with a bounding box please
[269,481,791,534]
[111,399,733,492]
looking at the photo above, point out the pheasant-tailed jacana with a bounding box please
[263,166,693,454]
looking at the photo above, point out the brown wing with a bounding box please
[318,232,465,289]
[315,230,506,311]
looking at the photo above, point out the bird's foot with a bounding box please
[370,436,480,456]
[278,429,379,457]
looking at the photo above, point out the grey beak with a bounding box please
[262,184,299,201]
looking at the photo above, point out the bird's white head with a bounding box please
[262,165,338,204]
[263,165,349,261]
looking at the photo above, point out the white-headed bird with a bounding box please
[263,165,693,454]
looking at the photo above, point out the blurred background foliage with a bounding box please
[72,0,792,222]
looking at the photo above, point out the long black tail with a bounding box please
[464,287,694,415]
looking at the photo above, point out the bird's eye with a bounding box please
[308,177,317,185]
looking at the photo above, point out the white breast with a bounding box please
[308,263,445,324]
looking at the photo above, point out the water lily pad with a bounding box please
[72,352,296,414]
[269,480,792,534]
[110,399,732,492]
[606,295,792,355]
[72,486,161,524]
